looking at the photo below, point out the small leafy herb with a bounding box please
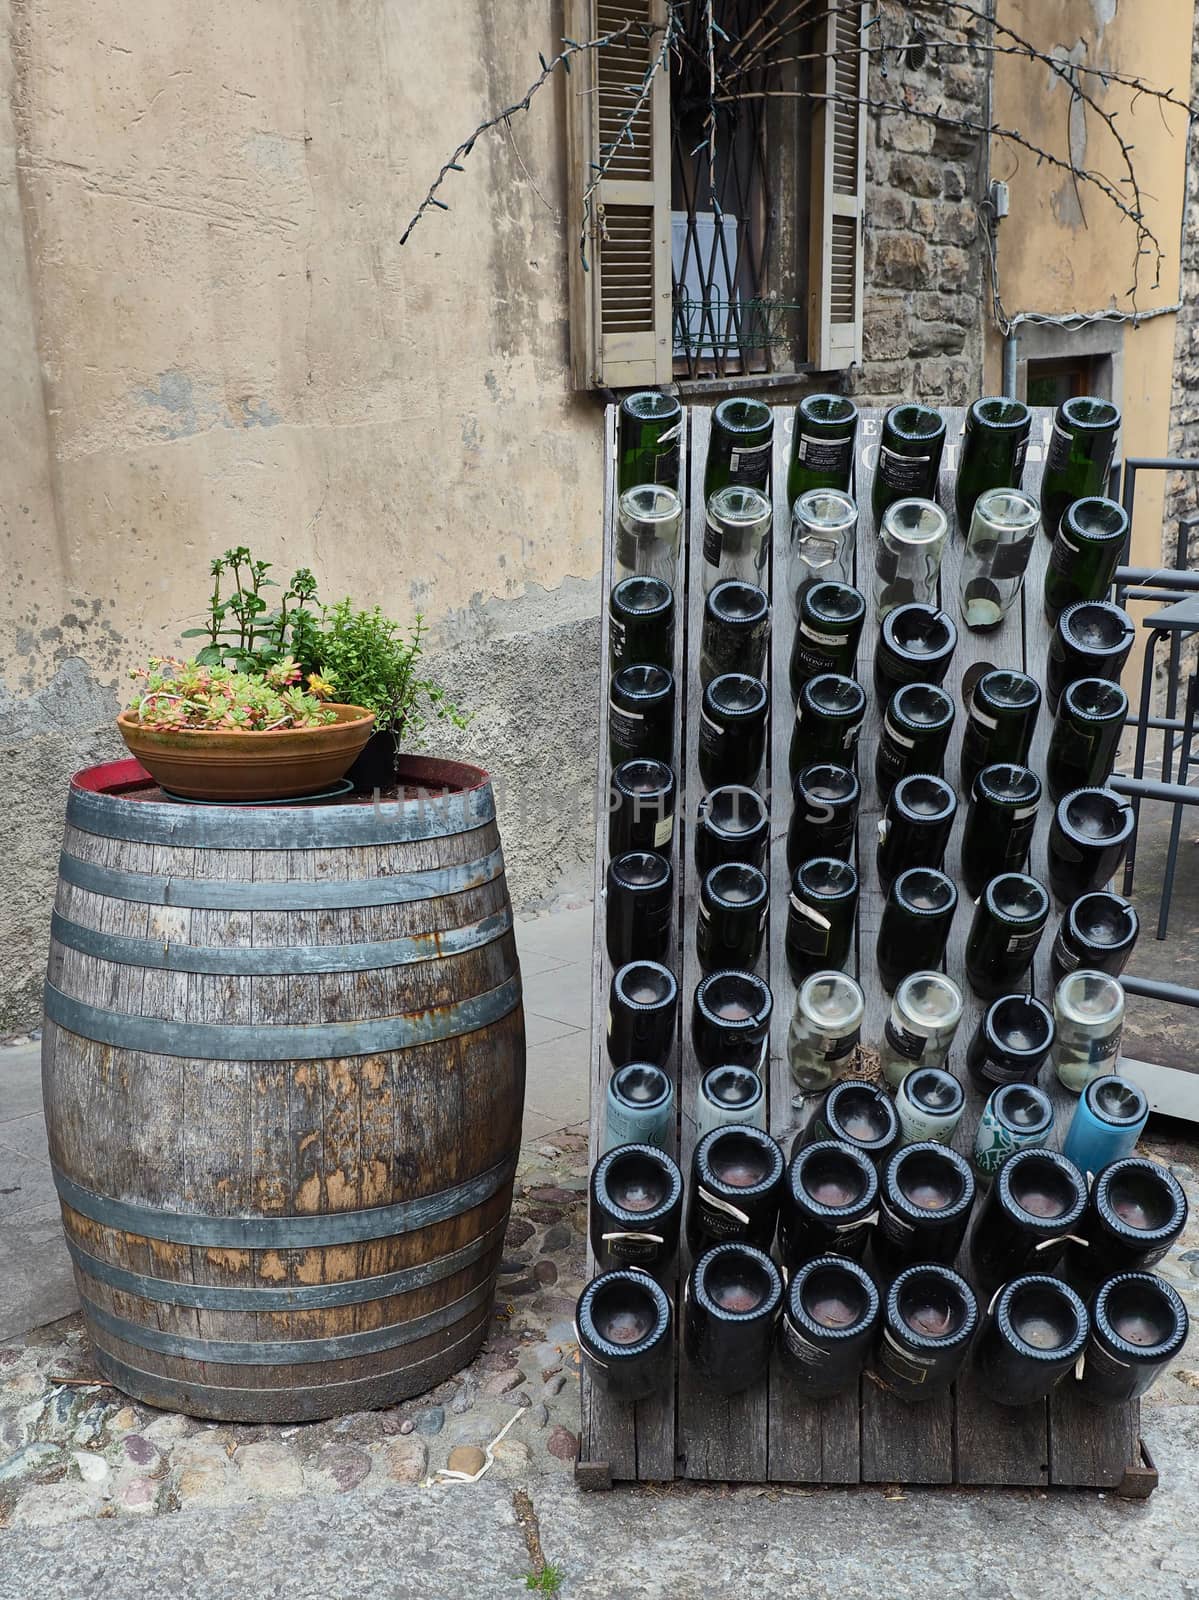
[312,602,469,752]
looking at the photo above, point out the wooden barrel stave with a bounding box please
[44,760,524,1422]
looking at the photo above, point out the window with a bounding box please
[565,1,867,390]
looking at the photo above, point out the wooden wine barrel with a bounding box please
[42,757,525,1423]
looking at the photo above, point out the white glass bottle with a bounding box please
[880,971,964,1089]
[958,487,1040,632]
[703,485,772,593]
[1052,969,1126,1094]
[789,488,856,599]
[616,484,683,584]
[695,1063,767,1140]
[874,498,949,618]
[787,970,865,1093]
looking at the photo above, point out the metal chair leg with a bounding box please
[1125,629,1167,896]
[1157,668,1199,939]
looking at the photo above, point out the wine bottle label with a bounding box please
[703,515,724,569]
[609,704,646,754]
[1005,929,1043,955]
[727,440,772,482]
[879,444,932,490]
[879,1330,933,1386]
[878,1195,916,1243]
[835,1211,877,1234]
[698,901,711,921]
[796,433,854,474]
[970,703,999,732]
[653,814,674,847]
[988,533,1036,581]
[824,1028,861,1061]
[1082,1340,1133,1382]
[781,1314,826,1364]
[1009,802,1039,821]
[610,618,627,661]
[1051,928,1083,973]
[1079,1030,1121,1065]
[883,716,915,750]
[885,1017,927,1061]
[975,1052,1027,1086]
[698,711,723,758]
[601,1229,665,1263]
[800,620,846,647]
[877,817,889,844]
[789,895,832,928]
[1013,435,1029,476]
[1045,422,1073,475]
[696,1185,752,1240]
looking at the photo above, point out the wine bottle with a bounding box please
[790,673,867,778]
[874,498,949,618]
[787,393,859,502]
[687,1124,786,1255]
[880,970,964,1089]
[873,1263,978,1402]
[1048,787,1135,905]
[786,970,865,1093]
[959,668,1041,795]
[704,485,772,592]
[615,484,683,583]
[684,1241,783,1395]
[604,1062,675,1154]
[577,1270,674,1401]
[1046,600,1135,715]
[963,871,1050,1001]
[960,763,1040,898]
[609,663,675,768]
[894,1066,966,1147]
[1045,677,1128,803]
[1050,889,1139,984]
[876,774,957,893]
[1078,1273,1189,1406]
[789,488,856,597]
[609,758,675,858]
[694,786,770,876]
[872,1142,976,1280]
[957,488,1040,632]
[607,960,678,1067]
[955,396,1032,532]
[1061,1074,1149,1177]
[692,970,773,1070]
[610,575,675,673]
[785,857,858,985]
[777,1255,881,1398]
[617,390,683,492]
[697,1063,767,1139]
[875,867,957,995]
[778,1140,879,1269]
[1039,395,1121,539]
[605,851,673,969]
[699,672,769,791]
[874,603,957,704]
[872,404,947,523]
[704,397,774,498]
[589,1142,684,1275]
[972,1082,1055,1182]
[789,580,867,695]
[1044,496,1129,624]
[965,993,1055,1092]
[1051,968,1126,1094]
[697,861,769,974]
[875,682,955,801]
[1068,1157,1188,1290]
[801,1078,900,1167]
[786,762,860,870]
[969,1148,1088,1293]
[972,1275,1089,1406]
[701,580,770,688]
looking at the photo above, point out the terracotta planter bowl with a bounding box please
[117,704,376,801]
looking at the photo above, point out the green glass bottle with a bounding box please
[1039,396,1121,539]
[787,394,859,504]
[1043,497,1129,625]
[959,668,1042,796]
[961,763,1041,899]
[705,397,774,498]
[963,872,1051,1001]
[788,581,866,696]
[875,867,958,995]
[875,682,955,801]
[610,576,674,673]
[618,391,683,493]
[872,404,946,524]
[789,674,867,778]
[1046,677,1129,803]
[954,397,1032,534]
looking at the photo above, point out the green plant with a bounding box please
[524,1565,563,1596]
[184,548,323,673]
[126,657,337,732]
[312,601,469,751]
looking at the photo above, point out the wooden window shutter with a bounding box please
[808,2,867,370]
[565,0,672,390]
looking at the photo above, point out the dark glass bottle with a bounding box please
[963,872,1051,1001]
[875,683,955,801]
[872,1142,976,1280]
[778,1141,879,1269]
[787,393,859,502]
[697,861,769,974]
[577,1270,674,1401]
[872,404,947,523]
[965,993,1055,1091]
[969,1148,1088,1295]
[874,604,958,704]
[1044,496,1129,624]
[692,970,773,1070]
[801,1079,901,1168]
[959,669,1041,795]
[609,664,675,768]
[1079,1273,1190,1407]
[1067,1157,1188,1291]
[618,390,683,492]
[960,763,1041,898]
[701,580,770,688]
[609,758,676,858]
[873,1264,979,1402]
[955,396,1032,533]
[605,851,673,969]
[699,673,769,791]
[589,1143,684,1275]
[694,786,770,876]
[790,581,868,694]
[608,960,678,1067]
[685,1241,783,1396]
[1046,677,1128,803]
[687,1124,786,1255]
[875,867,957,995]
[786,762,860,869]
[789,674,867,778]
[1050,890,1139,984]
[972,1275,1089,1407]
[1039,396,1121,539]
[876,774,957,893]
[778,1255,881,1398]
[704,396,774,498]
[1048,787,1136,905]
[1046,600,1135,715]
[785,856,858,983]
[610,575,675,673]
